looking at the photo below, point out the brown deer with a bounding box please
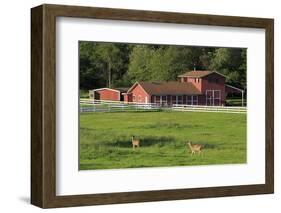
[187,141,203,155]
[131,136,140,149]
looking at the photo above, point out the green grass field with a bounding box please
[79,111,246,170]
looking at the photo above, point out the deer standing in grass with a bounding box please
[132,136,140,149]
[187,141,203,155]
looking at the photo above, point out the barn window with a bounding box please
[187,96,192,105]
[193,96,198,105]
[177,95,183,104]
[161,96,167,106]
[138,95,142,102]
[172,96,177,105]
[187,96,198,105]
[155,96,161,105]
[133,95,136,102]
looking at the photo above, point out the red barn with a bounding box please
[89,88,128,101]
[90,71,243,106]
[123,81,201,105]
[178,70,226,106]
[123,71,242,106]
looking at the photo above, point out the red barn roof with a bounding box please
[127,81,201,95]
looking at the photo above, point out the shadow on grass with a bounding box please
[102,135,176,148]
[95,135,218,150]
[202,143,216,149]
[194,142,217,149]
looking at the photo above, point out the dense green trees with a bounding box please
[79,42,246,90]
[209,48,247,89]
[79,42,132,89]
[127,46,206,82]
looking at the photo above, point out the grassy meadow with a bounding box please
[79,111,246,170]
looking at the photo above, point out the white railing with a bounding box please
[172,104,247,114]
[80,99,247,114]
[80,100,160,113]
[80,99,158,106]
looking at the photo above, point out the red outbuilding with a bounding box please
[89,88,128,101]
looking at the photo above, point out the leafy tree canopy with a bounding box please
[79,42,246,90]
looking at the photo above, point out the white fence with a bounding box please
[80,99,247,114]
[172,104,247,114]
[80,99,160,113]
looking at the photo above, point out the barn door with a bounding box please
[214,90,221,106]
[206,90,221,106]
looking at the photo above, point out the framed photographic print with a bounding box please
[31,4,274,208]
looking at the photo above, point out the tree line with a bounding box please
[79,42,247,90]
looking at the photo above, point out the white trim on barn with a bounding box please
[187,95,198,105]
[225,84,244,92]
[126,82,150,97]
[212,71,227,78]
[126,82,138,93]
[177,95,183,104]
[193,95,198,105]
[90,88,122,101]
[225,84,245,107]
[92,88,121,93]
[206,90,221,106]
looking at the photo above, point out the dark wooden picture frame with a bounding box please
[31,4,274,208]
